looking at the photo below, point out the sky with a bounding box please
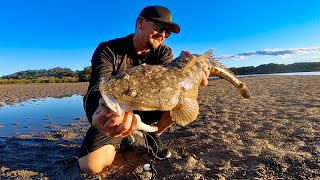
[0,0,319,76]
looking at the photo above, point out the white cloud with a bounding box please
[218,47,320,60]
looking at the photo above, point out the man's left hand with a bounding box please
[201,67,210,86]
[179,51,210,86]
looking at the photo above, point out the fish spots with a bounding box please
[178,81,193,90]
[123,74,130,80]
[125,89,137,97]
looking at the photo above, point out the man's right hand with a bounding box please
[92,105,137,137]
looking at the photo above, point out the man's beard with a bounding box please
[146,40,157,50]
[146,35,162,50]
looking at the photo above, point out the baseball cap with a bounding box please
[139,6,180,33]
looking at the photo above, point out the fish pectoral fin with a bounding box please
[170,98,199,126]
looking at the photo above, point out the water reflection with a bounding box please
[0,95,86,137]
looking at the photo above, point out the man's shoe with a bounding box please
[144,133,171,160]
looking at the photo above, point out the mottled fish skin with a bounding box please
[100,49,250,126]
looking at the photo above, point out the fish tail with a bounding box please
[210,67,251,99]
[201,49,251,99]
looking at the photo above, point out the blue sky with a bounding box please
[0,0,319,76]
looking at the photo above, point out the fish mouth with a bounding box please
[99,79,119,114]
[98,79,159,134]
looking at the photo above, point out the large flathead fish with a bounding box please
[99,49,250,130]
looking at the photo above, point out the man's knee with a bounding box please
[78,145,116,174]
[78,156,105,174]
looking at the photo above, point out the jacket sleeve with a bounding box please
[91,42,116,81]
[83,42,116,124]
[159,45,174,65]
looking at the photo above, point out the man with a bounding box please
[79,5,210,173]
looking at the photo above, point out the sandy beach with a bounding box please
[0,76,319,179]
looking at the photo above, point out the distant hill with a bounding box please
[2,67,77,79]
[1,62,319,84]
[0,67,91,84]
[229,62,320,75]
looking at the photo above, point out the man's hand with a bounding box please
[201,67,210,86]
[92,105,137,137]
[179,51,210,86]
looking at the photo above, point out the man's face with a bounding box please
[139,18,171,49]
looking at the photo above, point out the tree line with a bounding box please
[229,62,320,75]
[0,67,91,84]
[0,62,319,84]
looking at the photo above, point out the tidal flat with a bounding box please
[0,76,319,179]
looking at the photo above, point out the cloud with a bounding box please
[218,47,320,60]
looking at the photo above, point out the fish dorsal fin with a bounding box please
[201,48,220,65]
[202,49,214,60]
[202,49,236,76]
[211,57,237,77]
[182,49,213,71]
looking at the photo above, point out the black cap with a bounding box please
[139,6,180,33]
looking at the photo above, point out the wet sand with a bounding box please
[0,76,319,179]
[0,83,88,106]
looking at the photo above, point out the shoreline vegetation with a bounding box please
[1,62,319,84]
[0,76,319,179]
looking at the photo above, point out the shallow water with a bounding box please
[0,95,86,137]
